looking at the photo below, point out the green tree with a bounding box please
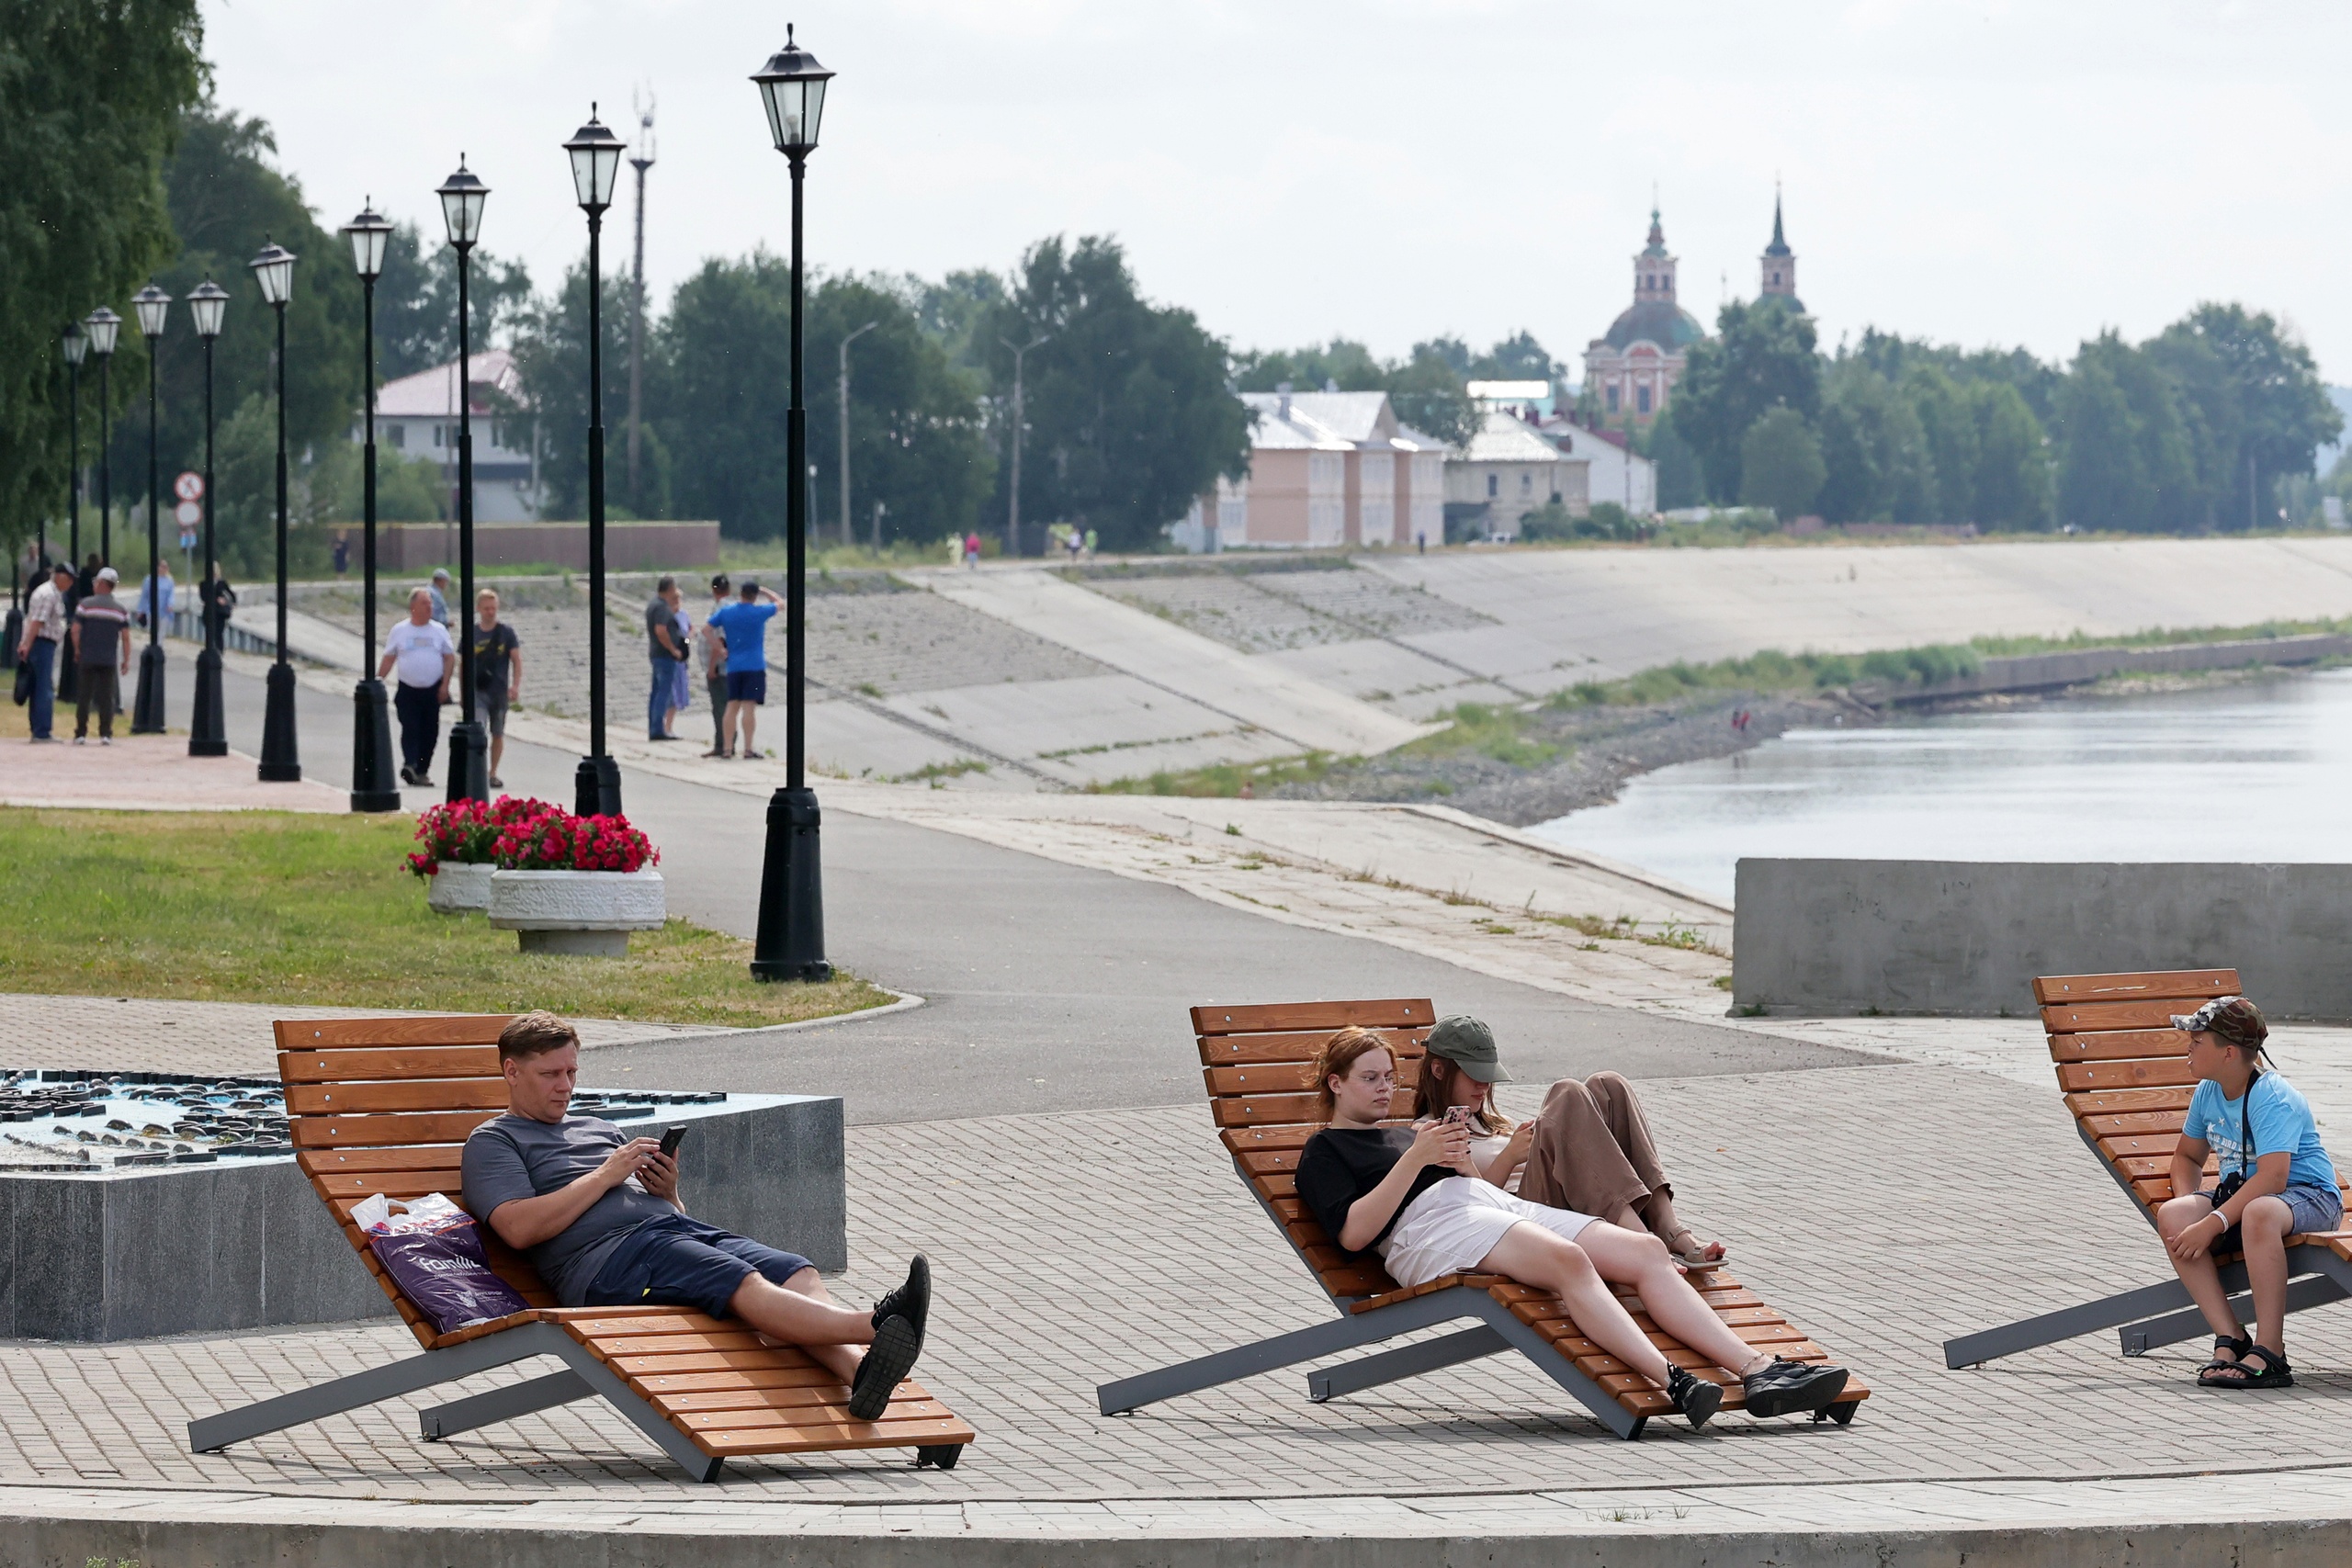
[2149,303,2340,530]
[1902,365,1976,522]
[1233,337,1472,445]
[1816,362,1931,523]
[512,259,656,520]
[807,276,994,546]
[1233,339,1385,393]
[2053,333,2199,533]
[1968,379,2052,529]
[1672,299,1820,501]
[0,0,207,557]
[370,221,534,382]
[1383,346,1475,446]
[983,235,1248,551]
[1641,407,1704,510]
[649,253,789,537]
[1737,407,1826,522]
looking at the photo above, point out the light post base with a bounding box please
[446,719,490,804]
[574,754,623,818]
[350,678,401,812]
[257,661,301,781]
[751,785,831,983]
[130,641,167,734]
[188,645,227,756]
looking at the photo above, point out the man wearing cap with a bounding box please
[68,567,131,744]
[2156,996,2339,1390]
[1414,1014,1724,1270]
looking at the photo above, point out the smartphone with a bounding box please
[1444,1104,1472,1126]
[658,1124,687,1159]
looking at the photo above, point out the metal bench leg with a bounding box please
[1940,1277,2206,1369]
[420,1369,596,1440]
[549,1338,725,1483]
[187,1325,560,1454]
[2120,1269,2352,1355]
[1308,1325,1510,1402]
[1096,1288,1483,1416]
[1471,1298,1645,1440]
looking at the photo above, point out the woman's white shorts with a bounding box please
[1378,1176,1598,1289]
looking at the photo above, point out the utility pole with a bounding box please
[1000,332,1049,557]
[627,91,655,509]
[838,319,877,547]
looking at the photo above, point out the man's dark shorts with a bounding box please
[726,670,767,705]
[582,1214,813,1317]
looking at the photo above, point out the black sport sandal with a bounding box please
[1668,1365,1722,1429]
[2196,1334,2252,1387]
[1742,1356,1850,1418]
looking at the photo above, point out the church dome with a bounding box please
[1602,299,1707,352]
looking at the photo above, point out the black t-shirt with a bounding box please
[1295,1126,1451,1260]
[473,622,520,694]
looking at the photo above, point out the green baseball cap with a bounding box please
[1424,1014,1512,1083]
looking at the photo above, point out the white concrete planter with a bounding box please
[425,861,495,914]
[488,868,666,956]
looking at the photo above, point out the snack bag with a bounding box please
[353,1192,531,1333]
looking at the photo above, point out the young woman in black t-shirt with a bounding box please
[1295,1027,1848,1428]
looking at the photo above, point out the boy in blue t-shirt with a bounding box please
[2155,995,2341,1390]
[706,580,782,761]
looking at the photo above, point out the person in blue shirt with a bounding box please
[706,579,782,761]
[2155,995,2341,1390]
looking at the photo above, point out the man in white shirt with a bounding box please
[378,587,458,787]
[14,561,74,742]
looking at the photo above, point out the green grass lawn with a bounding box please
[0,807,892,1028]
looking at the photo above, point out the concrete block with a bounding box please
[1735,858,2352,1019]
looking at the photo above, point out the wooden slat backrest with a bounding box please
[2033,970,2290,1215]
[1193,999,1435,1303]
[273,1016,538,1348]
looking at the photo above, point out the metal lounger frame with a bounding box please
[187,1320,729,1483]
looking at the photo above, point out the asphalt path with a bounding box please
[217,665,1872,1122]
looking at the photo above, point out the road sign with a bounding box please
[174,499,202,528]
[174,471,204,502]
[180,528,198,551]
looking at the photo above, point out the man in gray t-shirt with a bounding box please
[458,1011,934,1422]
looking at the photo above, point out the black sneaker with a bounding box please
[1667,1365,1722,1429]
[1742,1357,1849,1419]
[848,1314,923,1422]
[870,1254,930,1340]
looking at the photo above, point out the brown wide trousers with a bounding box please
[1517,1070,1678,1230]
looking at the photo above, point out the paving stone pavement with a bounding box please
[12,1060,2352,1506]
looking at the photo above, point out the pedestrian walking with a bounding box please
[702,573,732,757]
[16,561,74,742]
[379,586,457,786]
[332,534,350,577]
[136,558,175,632]
[70,567,131,744]
[644,575,685,741]
[472,589,522,789]
[964,531,981,568]
[707,578,783,761]
[427,569,453,628]
[200,569,237,646]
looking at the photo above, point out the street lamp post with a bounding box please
[187,278,230,757]
[342,204,401,810]
[437,159,491,804]
[57,323,86,706]
[748,25,836,984]
[250,240,302,783]
[565,107,627,818]
[838,319,876,547]
[85,307,120,568]
[130,282,172,734]
[1000,332,1049,557]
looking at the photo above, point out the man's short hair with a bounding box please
[656,574,676,593]
[477,587,499,605]
[739,580,758,600]
[499,1011,580,1063]
[409,585,434,604]
[711,572,730,594]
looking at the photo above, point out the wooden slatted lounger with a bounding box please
[187,1016,973,1482]
[1095,998,1868,1439]
[1942,969,2352,1369]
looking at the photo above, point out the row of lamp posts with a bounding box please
[41,29,835,984]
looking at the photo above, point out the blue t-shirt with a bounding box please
[2184,1072,2336,1192]
[707,601,777,673]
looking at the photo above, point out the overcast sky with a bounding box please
[202,1,2351,380]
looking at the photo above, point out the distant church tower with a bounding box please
[1583,206,1705,423]
[1758,190,1804,312]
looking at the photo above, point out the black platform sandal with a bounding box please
[2196,1334,2251,1387]
[2211,1343,2293,1390]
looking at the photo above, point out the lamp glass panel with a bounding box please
[61,325,87,366]
[133,288,170,338]
[347,223,389,278]
[85,310,119,356]
[187,286,228,339]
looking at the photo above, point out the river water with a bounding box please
[1528,670,2352,901]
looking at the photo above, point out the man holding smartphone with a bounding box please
[461,1011,932,1422]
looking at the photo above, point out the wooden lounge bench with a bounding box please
[1094,998,1867,1438]
[1942,969,2352,1369]
[186,1015,973,1482]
